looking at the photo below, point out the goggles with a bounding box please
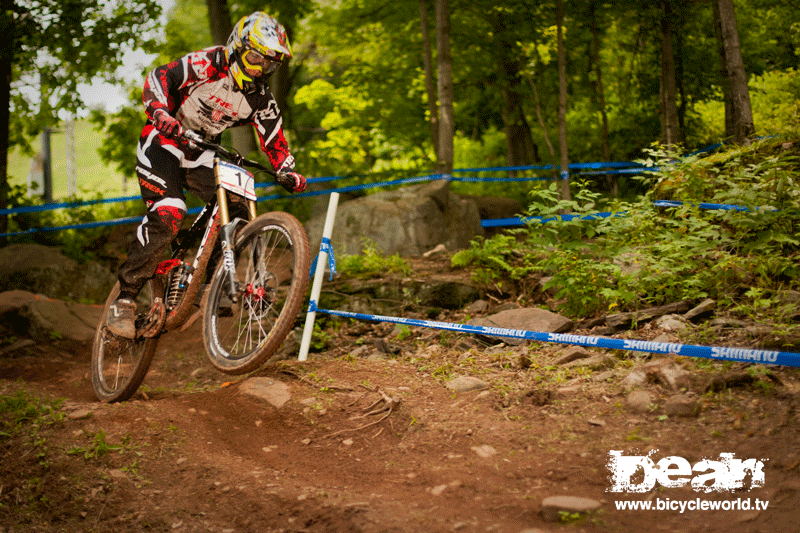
[242,50,284,75]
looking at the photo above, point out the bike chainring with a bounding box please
[137,297,166,338]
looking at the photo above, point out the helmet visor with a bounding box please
[242,50,284,75]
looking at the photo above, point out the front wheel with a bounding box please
[91,280,162,402]
[202,212,311,374]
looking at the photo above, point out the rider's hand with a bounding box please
[152,109,184,137]
[276,170,306,193]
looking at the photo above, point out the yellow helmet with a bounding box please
[226,12,292,92]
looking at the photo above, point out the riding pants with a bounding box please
[117,126,228,299]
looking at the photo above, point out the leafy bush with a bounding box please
[452,138,800,319]
[337,240,411,279]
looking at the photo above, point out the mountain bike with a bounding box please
[91,130,311,402]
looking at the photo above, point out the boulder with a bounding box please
[305,180,484,257]
[469,307,573,346]
[0,244,115,303]
[0,290,102,343]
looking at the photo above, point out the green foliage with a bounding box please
[451,233,539,293]
[67,430,123,460]
[0,391,64,439]
[338,240,411,279]
[7,0,163,148]
[453,138,800,319]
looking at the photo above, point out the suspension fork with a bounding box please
[214,157,259,304]
[214,157,239,303]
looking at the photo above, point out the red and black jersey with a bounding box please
[142,46,294,172]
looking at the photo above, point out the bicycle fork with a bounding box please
[215,156,258,304]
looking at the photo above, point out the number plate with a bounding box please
[217,160,256,201]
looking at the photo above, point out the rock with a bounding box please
[466,299,488,315]
[416,280,480,310]
[777,290,800,304]
[470,444,497,458]
[664,394,700,417]
[684,298,716,322]
[626,390,654,413]
[594,370,615,382]
[446,375,489,393]
[540,495,602,522]
[537,276,558,297]
[0,244,115,303]
[709,317,748,329]
[321,277,479,313]
[67,409,93,420]
[620,359,692,392]
[653,314,688,332]
[0,290,102,342]
[606,301,692,329]
[305,180,483,257]
[469,307,573,346]
[552,346,590,365]
[239,377,291,409]
[348,345,371,358]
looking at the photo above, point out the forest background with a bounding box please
[2,0,798,207]
[1,0,800,326]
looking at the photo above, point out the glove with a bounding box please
[152,109,183,137]
[276,170,306,193]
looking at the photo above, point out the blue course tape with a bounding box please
[0,195,141,216]
[0,215,143,237]
[481,211,621,228]
[309,237,337,281]
[309,305,800,368]
[653,199,754,212]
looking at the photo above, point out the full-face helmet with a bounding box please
[226,12,292,92]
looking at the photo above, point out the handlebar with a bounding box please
[181,130,276,178]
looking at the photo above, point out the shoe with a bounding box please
[107,298,137,339]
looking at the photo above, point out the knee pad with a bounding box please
[151,198,187,237]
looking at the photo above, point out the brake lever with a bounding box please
[181,130,204,150]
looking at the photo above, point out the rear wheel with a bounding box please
[91,280,162,402]
[202,212,310,374]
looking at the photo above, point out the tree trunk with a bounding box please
[206,0,258,155]
[589,1,614,195]
[501,84,538,171]
[556,0,571,202]
[715,0,755,144]
[435,0,454,175]
[659,0,679,149]
[0,9,12,242]
[712,0,735,138]
[495,13,538,172]
[419,0,439,160]
[522,71,557,174]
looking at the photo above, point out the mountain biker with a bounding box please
[107,12,306,339]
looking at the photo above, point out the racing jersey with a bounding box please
[142,46,294,172]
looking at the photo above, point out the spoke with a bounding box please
[212,225,297,360]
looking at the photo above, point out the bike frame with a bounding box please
[155,135,267,333]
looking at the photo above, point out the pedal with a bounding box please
[138,297,166,338]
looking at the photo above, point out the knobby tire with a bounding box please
[202,212,310,374]
[91,280,162,402]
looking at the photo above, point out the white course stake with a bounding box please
[298,192,340,361]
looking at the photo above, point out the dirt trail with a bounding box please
[2,306,800,533]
